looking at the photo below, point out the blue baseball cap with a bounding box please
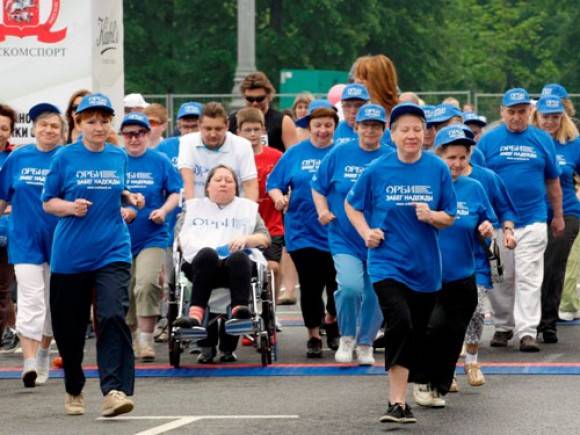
[463,112,487,127]
[389,103,425,127]
[355,103,386,124]
[76,93,115,115]
[502,88,530,107]
[541,83,569,99]
[434,124,475,149]
[295,99,336,128]
[430,104,463,124]
[120,112,151,131]
[536,95,565,114]
[28,103,60,122]
[459,123,475,140]
[177,101,203,119]
[341,83,370,102]
[421,105,437,126]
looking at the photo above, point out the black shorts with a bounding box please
[263,235,284,262]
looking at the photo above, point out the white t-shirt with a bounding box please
[177,131,257,197]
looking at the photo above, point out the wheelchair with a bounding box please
[167,246,278,368]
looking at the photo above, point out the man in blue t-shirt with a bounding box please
[478,88,564,352]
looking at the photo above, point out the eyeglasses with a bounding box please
[245,95,267,103]
[121,130,148,139]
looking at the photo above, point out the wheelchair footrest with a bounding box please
[224,318,257,336]
[174,326,208,341]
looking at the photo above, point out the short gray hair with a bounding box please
[32,112,69,144]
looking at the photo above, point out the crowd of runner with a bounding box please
[0,54,579,424]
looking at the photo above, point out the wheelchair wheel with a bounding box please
[260,335,270,367]
[169,336,181,368]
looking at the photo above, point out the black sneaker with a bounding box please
[520,335,540,352]
[219,352,238,363]
[306,337,323,358]
[380,402,416,424]
[173,317,201,329]
[231,306,252,320]
[373,332,386,350]
[490,330,513,347]
[1,328,19,352]
[325,322,340,351]
[541,330,558,344]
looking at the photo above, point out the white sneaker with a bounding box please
[559,311,575,321]
[335,336,355,363]
[36,350,50,385]
[355,344,375,366]
[413,384,446,408]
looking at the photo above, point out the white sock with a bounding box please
[23,357,36,372]
[139,332,154,347]
[465,352,478,365]
[37,347,49,360]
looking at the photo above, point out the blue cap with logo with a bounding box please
[502,88,531,107]
[434,124,476,149]
[76,93,115,115]
[536,95,565,115]
[295,99,336,128]
[389,103,425,127]
[463,112,487,126]
[28,103,61,122]
[120,112,151,131]
[541,83,569,99]
[355,103,386,124]
[341,83,370,102]
[177,102,203,120]
[430,104,463,124]
[422,105,437,127]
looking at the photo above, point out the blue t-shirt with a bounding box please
[0,151,11,247]
[471,146,486,167]
[552,138,580,218]
[439,176,496,283]
[478,124,560,227]
[347,152,457,292]
[126,149,182,257]
[42,142,132,273]
[312,141,392,260]
[155,136,182,247]
[334,121,395,149]
[0,144,59,264]
[266,139,334,252]
[469,164,518,288]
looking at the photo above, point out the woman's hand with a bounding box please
[318,209,336,225]
[149,208,167,224]
[121,207,137,223]
[71,199,92,217]
[364,228,384,248]
[229,236,248,253]
[411,202,432,224]
[126,192,145,209]
[503,228,517,249]
[273,195,289,212]
[478,220,494,238]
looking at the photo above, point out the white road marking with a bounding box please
[98,414,300,435]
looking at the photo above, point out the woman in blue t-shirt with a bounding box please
[120,113,181,363]
[532,96,580,343]
[268,100,339,358]
[0,103,63,388]
[42,93,144,417]
[312,104,390,366]
[345,103,457,424]
[411,125,496,409]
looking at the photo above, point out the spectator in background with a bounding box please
[334,83,370,146]
[229,72,298,151]
[399,92,421,105]
[124,93,149,114]
[352,55,399,115]
[291,92,314,142]
[463,112,488,143]
[463,103,476,113]
[443,97,461,108]
[144,103,168,148]
[65,89,90,144]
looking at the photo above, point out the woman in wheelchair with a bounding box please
[174,165,271,332]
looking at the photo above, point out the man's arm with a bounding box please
[242,178,259,202]
[180,168,195,200]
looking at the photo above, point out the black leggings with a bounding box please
[412,275,478,394]
[289,247,337,329]
[373,279,436,373]
[182,248,252,309]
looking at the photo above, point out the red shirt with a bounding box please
[255,146,284,236]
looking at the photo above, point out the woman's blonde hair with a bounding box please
[352,55,399,113]
[531,108,579,144]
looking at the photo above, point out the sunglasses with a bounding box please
[121,130,148,139]
[245,95,267,103]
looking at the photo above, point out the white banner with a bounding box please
[0,0,124,145]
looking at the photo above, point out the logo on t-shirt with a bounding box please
[343,165,365,182]
[75,169,121,189]
[499,145,537,161]
[385,184,433,205]
[127,171,154,189]
[557,154,567,167]
[19,166,48,186]
[301,159,321,172]
[456,201,469,217]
